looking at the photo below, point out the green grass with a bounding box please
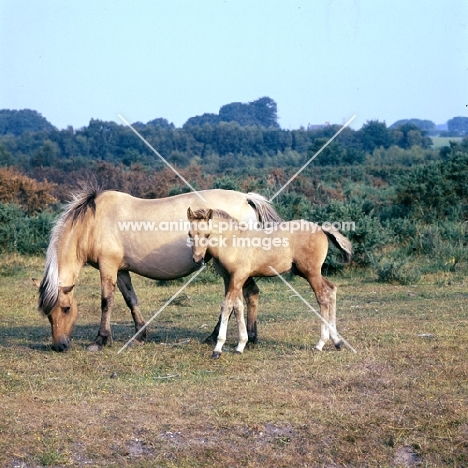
[431,136,463,148]
[1,255,467,467]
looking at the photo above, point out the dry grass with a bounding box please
[0,255,467,467]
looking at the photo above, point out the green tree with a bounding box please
[390,119,436,134]
[0,109,55,136]
[357,120,392,152]
[31,140,59,167]
[392,123,432,149]
[447,116,468,136]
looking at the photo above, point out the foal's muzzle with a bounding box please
[193,257,205,268]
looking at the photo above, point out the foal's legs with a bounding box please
[322,276,343,350]
[116,271,147,344]
[212,277,248,359]
[87,263,118,351]
[307,274,342,351]
[206,276,259,345]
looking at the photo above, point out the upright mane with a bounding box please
[38,184,103,315]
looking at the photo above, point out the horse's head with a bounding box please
[36,278,78,352]
[187,207,213,267]
[49,285,78,351]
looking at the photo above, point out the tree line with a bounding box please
[0,100,448,174]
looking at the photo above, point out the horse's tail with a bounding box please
[38,184,103,315]
[322,226,352,263]
[247,192,283,224]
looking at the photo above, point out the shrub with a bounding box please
[374,255,421,285]
[0,203,55,255]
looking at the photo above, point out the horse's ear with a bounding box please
[32,278,41,289]
[187,207,195,221]
[207,209,213,220]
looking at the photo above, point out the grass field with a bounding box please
[431,136,463,148]
[0,255,467,467]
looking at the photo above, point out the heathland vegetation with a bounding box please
[1,99,467,283]
[1,100,467,467]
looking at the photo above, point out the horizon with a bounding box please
[0,104,458,132]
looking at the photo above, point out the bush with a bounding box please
[0,203,55,255]
[308,199,391,267]
[374,256,421,285]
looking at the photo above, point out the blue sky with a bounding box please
[1,0,466,130]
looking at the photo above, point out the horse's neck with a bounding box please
[55,221,86,286]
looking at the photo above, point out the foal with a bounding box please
[187,207,352,358]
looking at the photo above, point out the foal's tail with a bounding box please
[322,226,352,263]
[247,193,283,224]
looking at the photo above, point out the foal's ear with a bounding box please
[187,207,195,221]
[32,278,41,289]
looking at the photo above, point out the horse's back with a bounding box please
[87,189,260,280]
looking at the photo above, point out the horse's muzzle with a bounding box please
[193,258,205,268]
[51,336,71,352]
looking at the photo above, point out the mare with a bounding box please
[37,187,281,351]
[187,207,352,358]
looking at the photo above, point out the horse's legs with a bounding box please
[307,274,341,351]
[205,276,259,345]
[117,271,147,344]
[87,264,117,351]
[243,277,259,344]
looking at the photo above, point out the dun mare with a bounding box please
[187,207,352,358]
[38,187,281,351]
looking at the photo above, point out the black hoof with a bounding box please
[212,351,221,359]
[335,341,344,350]
[247,335,258,345]
[234,350,243,355]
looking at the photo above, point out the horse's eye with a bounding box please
[62,307,71,314]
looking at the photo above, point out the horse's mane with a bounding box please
[190,208,239,222]
[38,183,103,315]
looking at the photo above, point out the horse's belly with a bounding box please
[121,234,198,280]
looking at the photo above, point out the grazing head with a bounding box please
[187,207,214,267]
[44,284,78,352]
[37,266,78,352]
[37,184,101,351]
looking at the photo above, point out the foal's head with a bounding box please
[187,207,214,267]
